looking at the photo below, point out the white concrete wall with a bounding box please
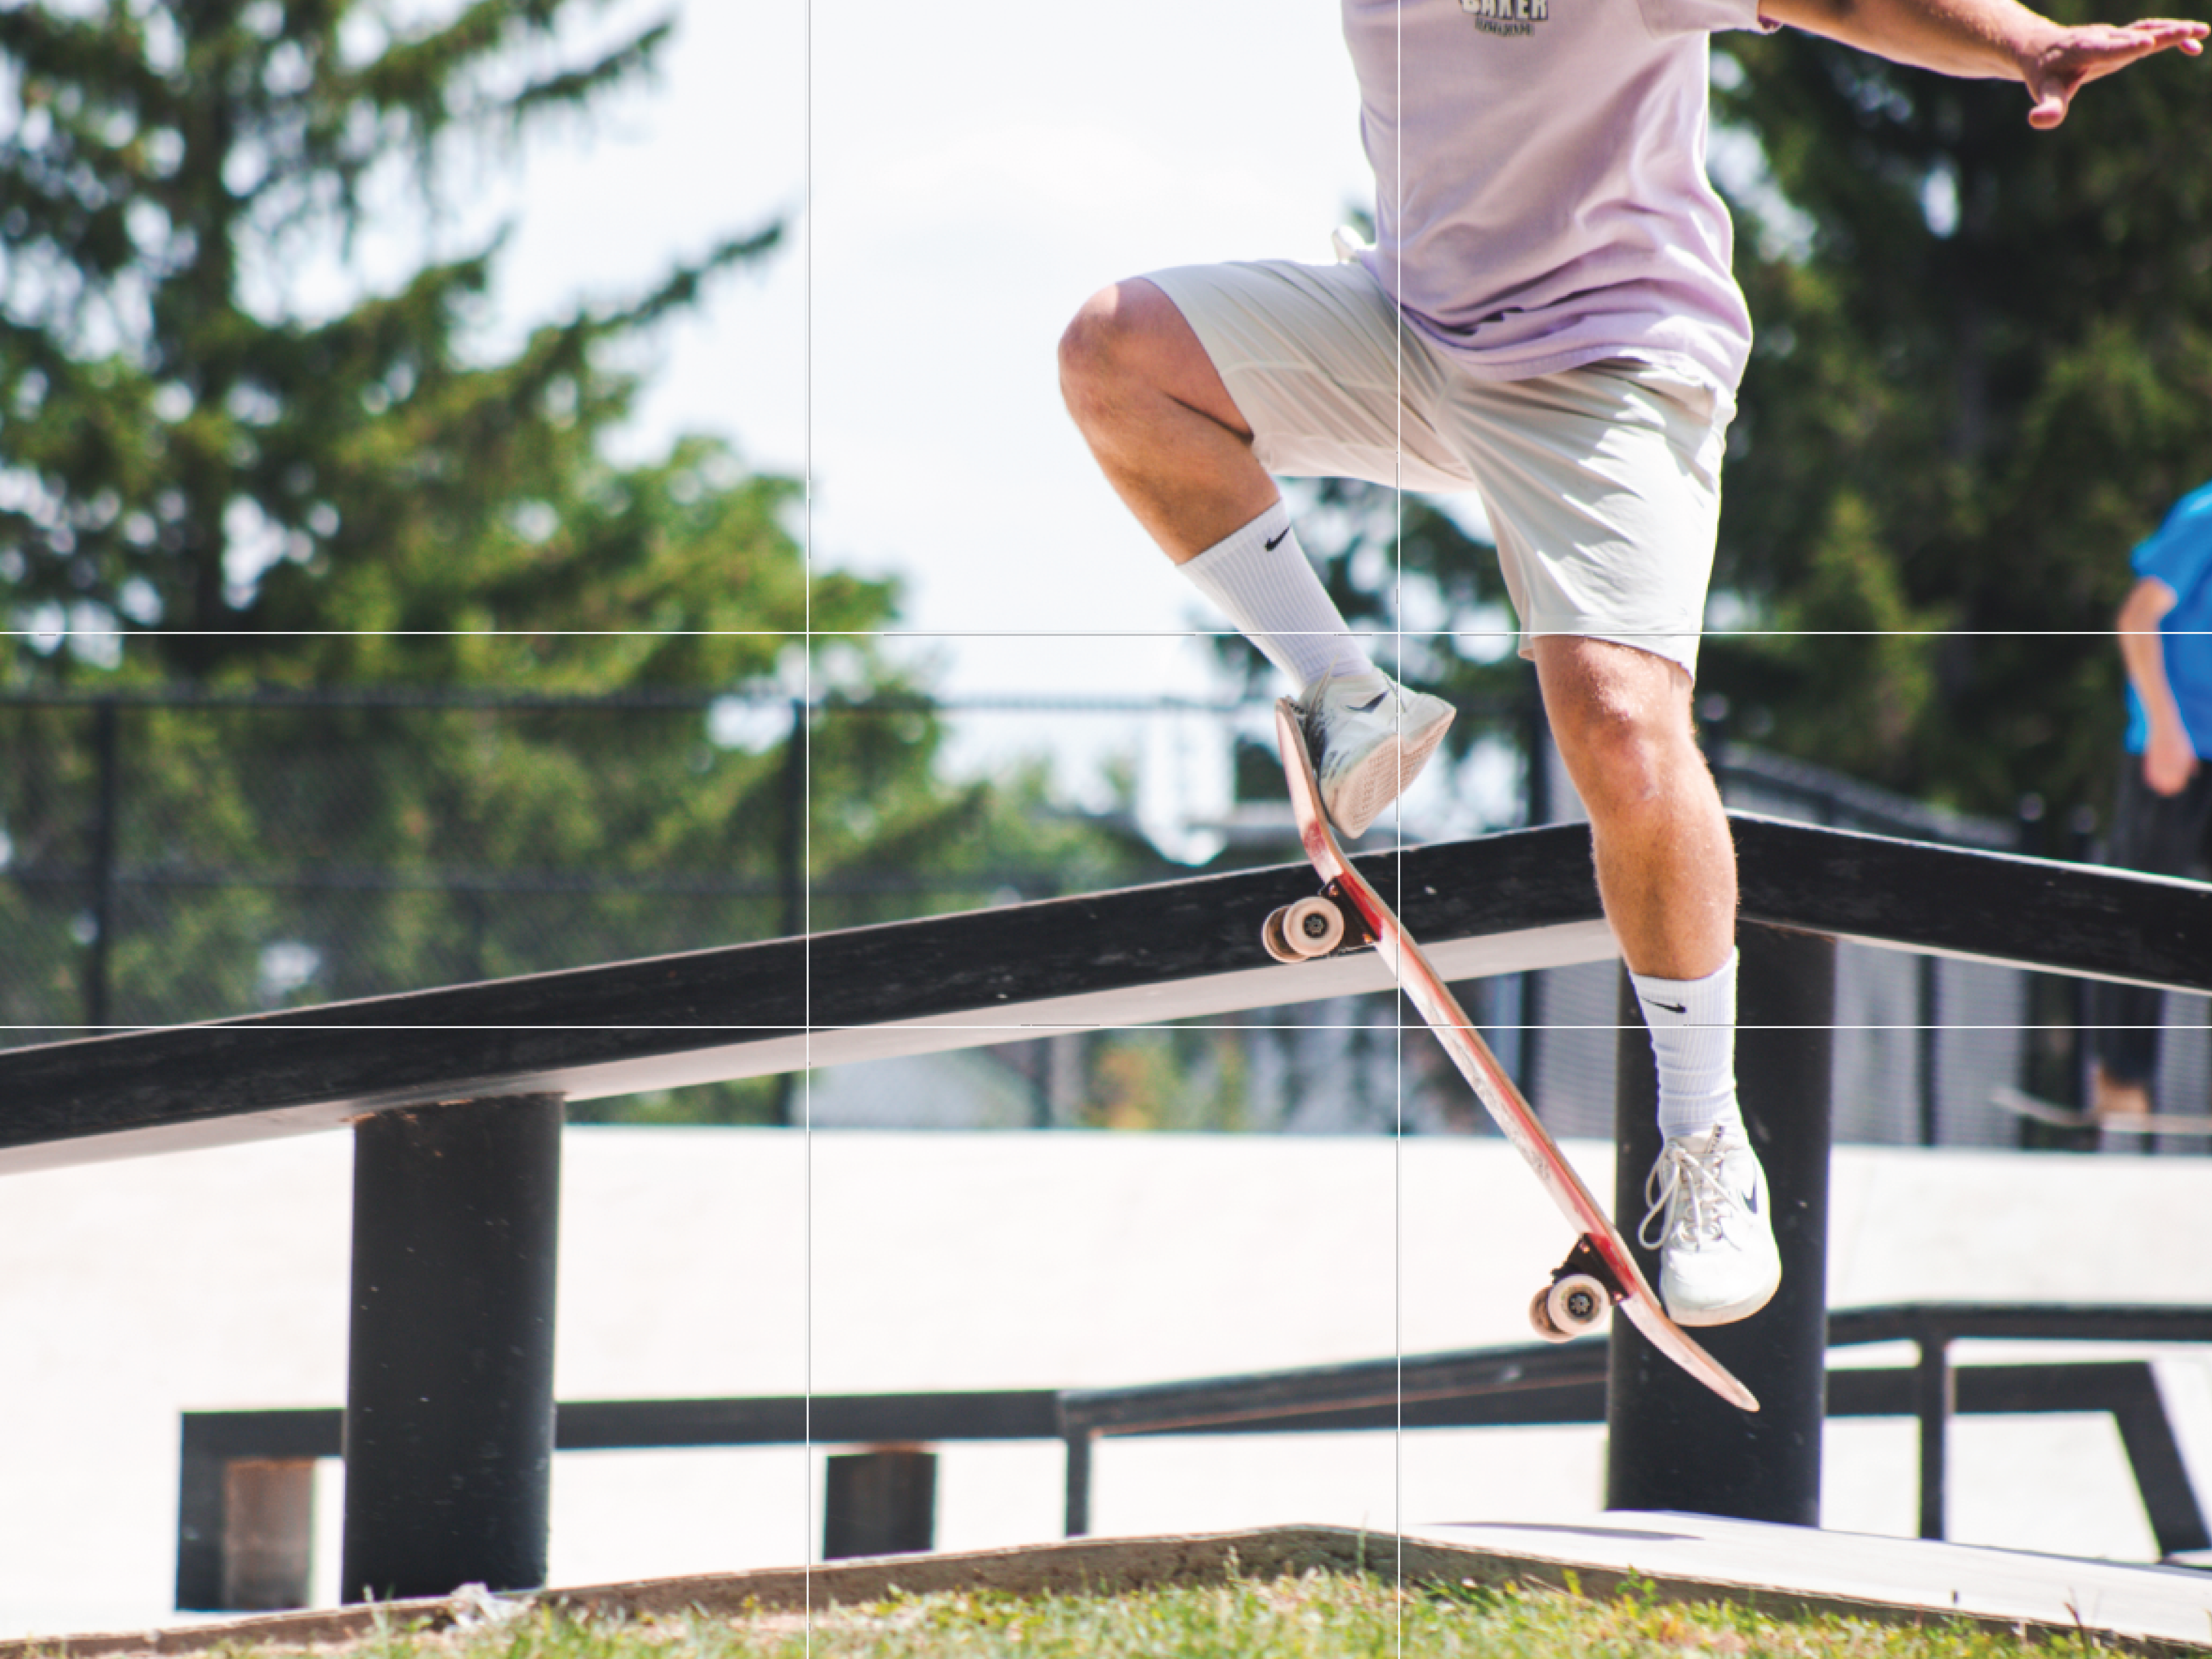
[0,1128,2205,1637]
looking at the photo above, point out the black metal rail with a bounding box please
[177,1302,2212,1610]
[1057,1302,2212,1553]
[176,1391,1063,1610]
[9,814,2212,1173]
[18,813,2209,1605]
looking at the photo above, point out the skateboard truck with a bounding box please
[1528,1234,1617,1342]
[1260,880,1378,964]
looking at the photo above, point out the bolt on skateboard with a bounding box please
[1266,699,1758,1412]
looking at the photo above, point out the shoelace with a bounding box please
[1637,1129,1738,1251]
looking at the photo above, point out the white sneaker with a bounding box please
[1296,670,1455,839]
[1638,1124,1781,1327]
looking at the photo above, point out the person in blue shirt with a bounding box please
[2093,481,2212,1116]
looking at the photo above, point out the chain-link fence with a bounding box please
[4,684,2200,1149]
[0,687,1248,1046]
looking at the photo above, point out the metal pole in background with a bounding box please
[1519,673,1551,1099]
[1607,922,1835,1524]
[86,698,119,1031]
[1914,1313,1954,1539]
[772,697,809,1128]
[781,696,808,941]
[341,1096,563,1603]
[1521,669,1553,829]
[1915,954,1941,1147]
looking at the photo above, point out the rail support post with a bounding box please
[823,1447,938,1559]
[1607,922,1834,1523]
[1062,1427,1094,1538]
[1914,1317,1953,1538]
[340,1095,564,1603]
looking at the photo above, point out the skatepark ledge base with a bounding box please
[6,1516,2211,1659]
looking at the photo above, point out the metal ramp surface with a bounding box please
[1414,1512,2212,1649]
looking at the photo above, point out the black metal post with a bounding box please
[822,1448,937,1559]
[86,698,119,1030]
[1063,1429,1094,1537]
[1521,672,1552,829]
[340,1096,564,1604]
[1914,1317,1952,1539]
[1607,922,1835,1524]
[1915,954,1941,1147]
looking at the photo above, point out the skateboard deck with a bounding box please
[1991,1085,2212,1136]
[1266,699,1758,1413]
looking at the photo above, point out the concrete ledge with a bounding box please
[10,1517,2212,1657]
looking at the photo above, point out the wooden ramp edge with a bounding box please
[7,1520,2210,1658]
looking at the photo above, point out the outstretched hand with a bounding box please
[2021,17,2206,128]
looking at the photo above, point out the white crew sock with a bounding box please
[1180,501,1376,694]
[1629,951,1744,1144]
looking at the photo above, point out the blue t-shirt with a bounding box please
[2125,480,2212,756]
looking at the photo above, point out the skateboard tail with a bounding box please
[1618,1292,1761,1412]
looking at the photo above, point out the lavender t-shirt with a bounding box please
[1345,0,1771,392]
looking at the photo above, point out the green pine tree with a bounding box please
[0,0,789,682]
[0,2,1144,1122]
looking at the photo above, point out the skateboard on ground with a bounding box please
[1990,1085,2212,1137]
[1264,699,1759,1413]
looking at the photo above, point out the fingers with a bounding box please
[2126,18,2211,47]
[2023,19,2208,128]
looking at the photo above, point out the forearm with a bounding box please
[2122,630,2184,723]
[1759,0,2205,127]
[2119,580,2188,735]
[1760,0,2057,78]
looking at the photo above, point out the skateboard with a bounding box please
[1263,699,1759,1413]
[1991,1085,2212,1137]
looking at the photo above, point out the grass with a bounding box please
[245,1572,2131,1659]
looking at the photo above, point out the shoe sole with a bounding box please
[1324,713,1452,839]
[1668,1273,1780,1328]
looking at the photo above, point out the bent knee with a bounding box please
[1568,719,1676,804]
[1058,282,1155,403]
[1547,677,1701,815]
[1060,278,1214,411]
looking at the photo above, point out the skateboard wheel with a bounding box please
[1281,895,1346,958]
[1528,1285,1570,1342]
[1545,1272,1610,1338]
[1261,907,1304,964]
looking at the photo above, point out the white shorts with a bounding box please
[1146,257,1733,676]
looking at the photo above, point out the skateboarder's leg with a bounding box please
[1059,265,1453,836]
[1534,634,1776,1324]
